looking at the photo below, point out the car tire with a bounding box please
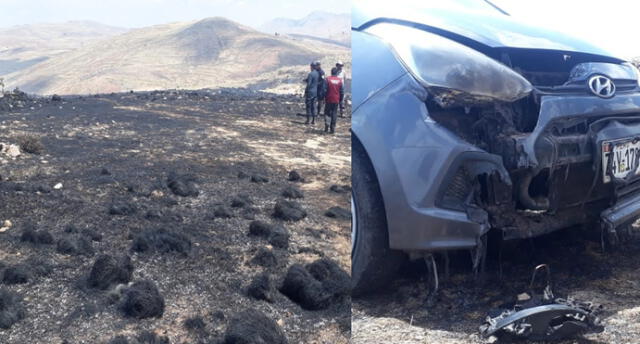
[351,136,406,297]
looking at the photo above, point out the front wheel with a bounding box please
[351,136,406,297]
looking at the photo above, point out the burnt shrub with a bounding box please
[87,255,134,290]
[109,202,137,216]
[250,174,268,183]
[20,227,54,245]
[56,236,94,256]
[131,228,191,255]
[329,184,351,193]
[250,247,278,268]
[0,288,25,329]
[279,264,330,310]
[223,309,287,344]
[247,273,275,303]
[248,221,289,249]
[25,257,53,277]
[17,135,44,154]
[325,206,351,220]
[2,264,33,285]
[184,315,206,332]
[288,170,302,182]
[84,228,103,242]
[120,280,165,319]
[273,200,306,222]
[279,258,350,311]
[167,172,199,197]
[212,205,233,219]
[268,225,289,249]
[134,331,170,344]
[107,331,170,344]
[281,185,303,199]
[248,221,273,237]
[307,258,351,298]
[64,224,79,233]
[230,194,251,208]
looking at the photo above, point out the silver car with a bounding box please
[351,0,640,294]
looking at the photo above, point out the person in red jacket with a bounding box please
[324,67,344,134]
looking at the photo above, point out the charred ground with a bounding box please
[0,89,351,343]
[352,226,640,343]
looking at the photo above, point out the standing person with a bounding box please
[324,67,344,134]
[335,61,346,117]
[315,62,327,120]
[304,62,319,125]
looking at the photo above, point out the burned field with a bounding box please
[0,89,351,343]
[352,227,640,343]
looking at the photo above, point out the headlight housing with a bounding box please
[365,23,532,105]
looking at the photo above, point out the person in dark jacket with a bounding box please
[335,61,346,117]
[324,67,344,134]
[315,61,327,119]
[304,62,319,125]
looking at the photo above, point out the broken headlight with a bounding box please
[366,23,532,104]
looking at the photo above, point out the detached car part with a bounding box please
[479,265,604,341]
[481,303,603,341]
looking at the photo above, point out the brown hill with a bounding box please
[0,21,128,75]
[5,17,347,95]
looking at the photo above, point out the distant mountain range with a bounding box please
[0,21,128,75]
[259,11,350,46]
[1,15,349,95]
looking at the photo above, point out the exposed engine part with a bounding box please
[517,169,550,210]
[479,265,604,341]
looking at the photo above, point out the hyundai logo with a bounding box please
[588,75,616,98]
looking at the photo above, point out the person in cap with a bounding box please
[304,62,320,125]
[335,61,346,117]
[324,67,344,134]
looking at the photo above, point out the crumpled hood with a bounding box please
[352,2,623,61]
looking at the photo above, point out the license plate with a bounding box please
[602,139,640,183]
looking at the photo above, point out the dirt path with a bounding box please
[0,89,351,343]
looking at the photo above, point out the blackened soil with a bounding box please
[0,89,351,343]
[353,226,640,343]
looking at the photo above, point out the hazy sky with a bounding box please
[2,0,639,59]
[0,0,346,29]
[493,0,640,59]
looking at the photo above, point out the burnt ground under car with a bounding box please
[353,224,640,343]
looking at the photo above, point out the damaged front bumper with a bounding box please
[601,191,640,242]
[433,92,640,242]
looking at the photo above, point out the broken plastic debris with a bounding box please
[479,265,604,341]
